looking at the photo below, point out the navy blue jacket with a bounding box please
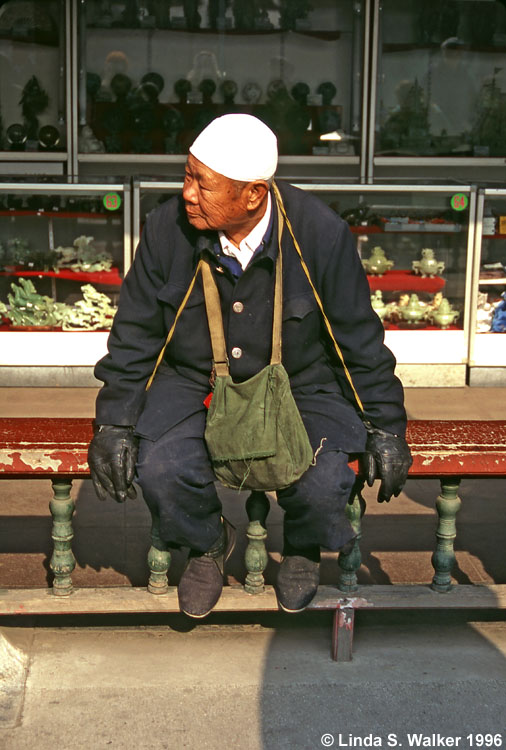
[95,181,407,452]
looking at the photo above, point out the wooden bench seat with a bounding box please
[1,417,505,661]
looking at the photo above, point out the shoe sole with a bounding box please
[277,601,308,614]
[181,606,214,619]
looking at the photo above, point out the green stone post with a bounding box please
[49,478,76,596]
[431,478,462,592]
[147,512,171,595]
[338,489,365,593]
[244,491,270,594]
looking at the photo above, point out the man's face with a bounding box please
[183,154,248,234]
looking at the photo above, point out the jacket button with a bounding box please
[232,301,244,313]
[231,347,243,359]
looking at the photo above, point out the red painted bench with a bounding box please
[1,417,505,661]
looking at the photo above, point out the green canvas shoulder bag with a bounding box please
[201,201,314,491]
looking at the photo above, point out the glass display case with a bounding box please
[0,0,71,173]
[134,180,475,386]
[76,0,368,177]
[0,181,131,368]
[370,0,506,176]
[469,188,506,381]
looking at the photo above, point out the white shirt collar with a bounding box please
[218,192,272,271]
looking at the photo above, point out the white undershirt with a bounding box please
[218,192,272,271]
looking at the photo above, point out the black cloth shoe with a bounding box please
[275,543,320,613]
[178,517,236,619]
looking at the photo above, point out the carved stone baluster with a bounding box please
[147,512,171,595]
[49,478,76,596]
[338,488,365,593]
[244,491,270,594]
[431,478,462,592]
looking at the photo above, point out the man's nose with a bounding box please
[183,179,197,204]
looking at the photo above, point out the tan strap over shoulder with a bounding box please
[272,181,365,414]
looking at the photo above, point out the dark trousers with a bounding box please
[136,410,357,554]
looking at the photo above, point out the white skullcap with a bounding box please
[189,114,278,181]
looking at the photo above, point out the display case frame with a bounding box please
[72,0,372,183]
[133,180,476,386]
[367,0,506,183]
[0,0,73,177]
[0,180,131,370]
[469,188,506,382]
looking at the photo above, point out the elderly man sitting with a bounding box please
[88,114,411,618]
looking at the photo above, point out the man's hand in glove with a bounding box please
[88,425,138,503]
[359,426,413,503]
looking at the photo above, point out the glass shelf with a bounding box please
[470,188,506,370]
[0,181,131,366]
[76,0,366,165]
[0,0,70,166]
[372,0,506,164]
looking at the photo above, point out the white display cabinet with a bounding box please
[134,180,476,387]
[0,181,131,378]
[74,0,370,180]
[0,0,72,176]
[469,188,506,385]
[369,0,506,182]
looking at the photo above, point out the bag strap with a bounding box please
[202,208,284,374]
[272,180,365,414]
[145,259,203,391]
[201,261,230,377]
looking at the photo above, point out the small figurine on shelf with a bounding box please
[1,278,67,328]
[362,246,394,276]
[183,0,202,29]
[220,79,238,107]
[254,0,274,30]
[208,0,229,30]
[491,292,506,333]
[174,78,192,105]
[5,123,27,151]
[3,237,30,268]
[55,235,113,273]
[62,284,117,331]
[370,290,388,321]
[427,291,443,311]
[96,50,130,102]
[412,248,445,278]
[398,293,428,326]
[38,125,60,151]
[341,203,382,227]
[20,76,49,142]
[279,0,312,30]
[232,0,255,29]
[476,291,495,332]
[199,78,217,105]
[427,298,460,329]
[316,82,337,107]
[242,81,262,105]
[141,72,165,101]
[78,125,106,153]
[291,82,310,107]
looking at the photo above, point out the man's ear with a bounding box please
[246,181,270,211]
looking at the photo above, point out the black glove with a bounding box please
[88,425,138,503]
[359,426,413,503]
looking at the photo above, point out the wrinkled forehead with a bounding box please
[185,153,232,186]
